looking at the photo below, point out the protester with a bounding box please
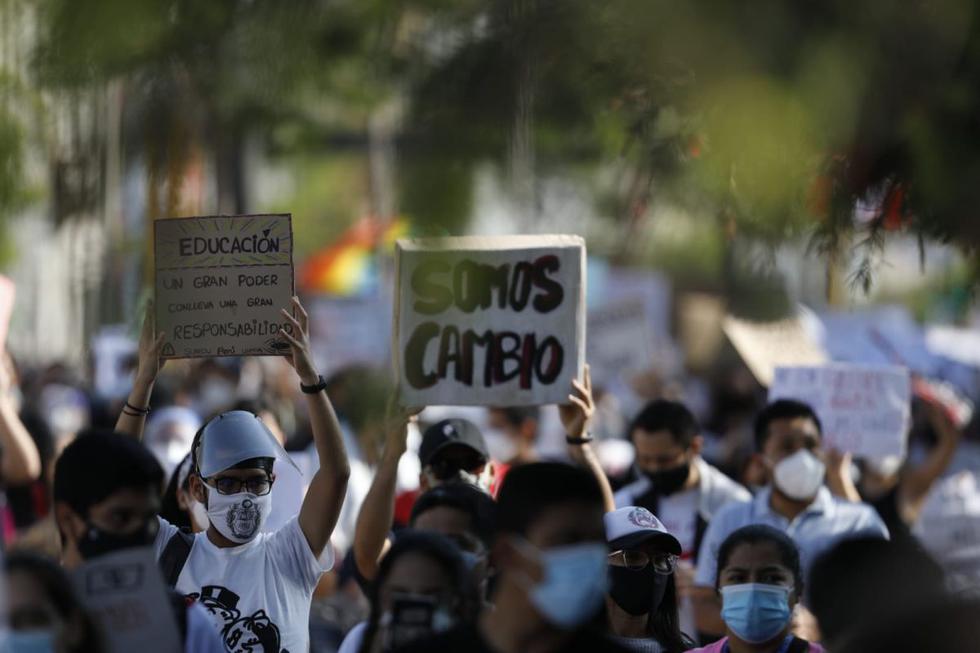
[116,298,351,653]
[0,350,43,545]
[615,400,750,635]
[160,454,208,533]
[692,399,888,638]
[834,597,980,653]
[689,525,824,653]
[338,531,480,653]
[6,550,103,653]
[604,506,692,653]
[52,431,225,652]
[390,415,493,528]
[856,398,961,547]
[396,462,634,653]
[808,537,946,649]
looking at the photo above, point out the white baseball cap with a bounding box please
[604,506,682,554]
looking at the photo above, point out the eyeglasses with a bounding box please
[204,475,273,496]
[608,550,677,575]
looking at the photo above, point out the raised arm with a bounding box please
[0,355,40,486]
[353,396,418,581]
[115,301,166,440]
[560,365,615,513]
[901,399,961,520]
[280,298,351,557]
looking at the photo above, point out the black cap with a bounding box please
[418,419,489,468]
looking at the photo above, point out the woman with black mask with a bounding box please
[604,507,693,653]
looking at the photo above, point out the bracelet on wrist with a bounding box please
[125,401,151,416]
[565,435,593,445]
[300,375,328,395]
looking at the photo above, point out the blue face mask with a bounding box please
[517,540,608,629]
[720,583,793,644]
[4,630,56,653]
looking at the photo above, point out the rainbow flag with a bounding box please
[299,217,408,296]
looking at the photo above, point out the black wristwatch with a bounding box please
[300,375,328,394]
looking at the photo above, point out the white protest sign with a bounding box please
[394,235,586,406]
[587,298,655,386]
[769,364,912,461]
[723,314,827,386]
[155,214,294,359]
[74,547,181,653]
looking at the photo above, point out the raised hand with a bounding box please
[278,296,319,386]
[559,364,595,441]
[135,300,167,386]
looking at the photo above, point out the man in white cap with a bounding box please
[604,506,691,653]
[117,298,350,653]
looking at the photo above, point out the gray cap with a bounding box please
[196,410,298,478]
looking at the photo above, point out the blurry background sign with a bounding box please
[769,363,911,461]
[74,547,181,653]
[587,299,655,388]
[723,313,827,386]
[154,214,294,359]
[394,235,586,406]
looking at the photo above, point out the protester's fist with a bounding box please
[136,300,167,385]
[559,365,594,441]
[278,297,319,386]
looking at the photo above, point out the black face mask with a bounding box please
[77,518,159,561]
[609,565,669,616]
[644,462,691,496]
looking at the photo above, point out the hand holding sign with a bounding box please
[559,365,595,441]
[278,297,319,387]
[137,301,168,387]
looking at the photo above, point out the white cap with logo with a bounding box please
[604,506,682,554]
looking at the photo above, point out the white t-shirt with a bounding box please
[154,515,330,653]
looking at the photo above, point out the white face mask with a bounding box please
[190,500,210,532]
[205,488,271,543]
[772,449,826,501]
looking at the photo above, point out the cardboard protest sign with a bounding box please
[155,214,294,359]
[394,235,586,406]
[723,314,826,386]
[74,547,181,653]
[769,363,912,461]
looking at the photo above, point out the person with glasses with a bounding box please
[116,298,351,653]
[605,506,694,653]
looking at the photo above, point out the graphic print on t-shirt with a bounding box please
[189,585,289,653]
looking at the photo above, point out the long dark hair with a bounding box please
[649,574,694,652]
[359,531,479,653]
[6,552,104,652]
[159,453,193,529]
[715,525,803,592]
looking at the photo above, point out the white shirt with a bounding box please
[155,515,330,653]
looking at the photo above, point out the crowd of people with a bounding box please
[0,298,977,652]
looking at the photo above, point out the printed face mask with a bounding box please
[205,487,271,543]
[772,449,825,501]
[720,583,793,644]
[516,539,608,629]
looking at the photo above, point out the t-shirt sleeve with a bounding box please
[857,504,890,540]
[153,516,180,562]
[269,515,329,590]
[185,601,227,653]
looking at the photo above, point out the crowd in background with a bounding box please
[0,302,978,652]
